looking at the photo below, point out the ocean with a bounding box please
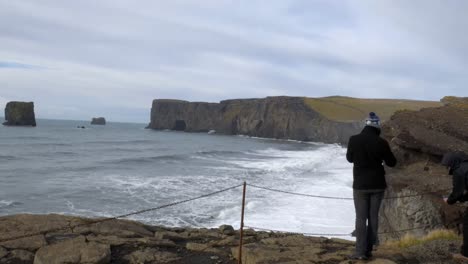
[0,119,354,239]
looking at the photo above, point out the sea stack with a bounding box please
[3,101,37,126]
[91,117,106,125]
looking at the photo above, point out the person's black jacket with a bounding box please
[442,152,468,204]
[346,126,397,190]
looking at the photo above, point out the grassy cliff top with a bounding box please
[304,96,442,122]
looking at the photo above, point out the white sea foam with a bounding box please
[208,144,355,239]
[0,200,15,208]
[94,144,355,239]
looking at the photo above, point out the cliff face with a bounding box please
[378,98,468,241]
[3,101,36,126]
[148,97,362,144]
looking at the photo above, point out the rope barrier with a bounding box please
[0,182,449,245]
[248,183,451,200]
[247,184,353,200]
[244,226,351,237]
[0,183,243,243]
[244,224,434,237]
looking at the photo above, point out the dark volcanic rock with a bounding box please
[91,117,106,125]
[148,97,362,144]
[3,101,36,126]
[382,106,468,166]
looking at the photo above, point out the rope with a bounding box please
[248,184,451,200]
[244,226,351,237]
[244,224,433,237]
[247,184,353,200]
[0,184,243,244]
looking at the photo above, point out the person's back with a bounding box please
[346,124,397,190]
[346,112,397,260]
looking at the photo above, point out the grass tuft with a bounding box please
[385,229,460,249]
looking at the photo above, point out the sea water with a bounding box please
[0,119,354,239]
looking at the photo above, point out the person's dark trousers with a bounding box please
[462,208,468,256]
[353,190,385,257]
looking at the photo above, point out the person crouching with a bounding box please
[442,152,468,261]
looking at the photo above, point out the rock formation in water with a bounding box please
[378,97,468,241]
[3,101,36,126]
[91,117,106,125]
[148,97,363,144]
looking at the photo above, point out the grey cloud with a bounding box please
[0,0,466,122]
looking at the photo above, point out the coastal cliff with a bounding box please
[149,97,363,144]
[378,98,468,241]
[148,96,440,144]
[3,101,36,126]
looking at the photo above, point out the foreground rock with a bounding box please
[91,117,106,125]
[3,101,36,126]
[0,214,462,263]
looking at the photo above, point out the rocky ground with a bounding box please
[0,214,465,264]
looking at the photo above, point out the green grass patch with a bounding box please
[303,96,442,122]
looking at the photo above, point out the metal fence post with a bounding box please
[238,181,247,264]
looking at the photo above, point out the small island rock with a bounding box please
[3,101,36,126]
[91,117,106,125]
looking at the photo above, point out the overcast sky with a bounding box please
[1,1,467,122]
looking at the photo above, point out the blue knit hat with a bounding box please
[365,112,381,128]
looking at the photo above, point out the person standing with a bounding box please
[441,152,468,261]
[346,112,397,260]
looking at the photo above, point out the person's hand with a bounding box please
[443,197,448,203]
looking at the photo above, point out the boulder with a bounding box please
[3,101,36,126]
[90,117,106,125]
[34,236,111,264]
[73,219,153,238]
[218,225,235,235]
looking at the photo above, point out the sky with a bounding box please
[0,0,467,123]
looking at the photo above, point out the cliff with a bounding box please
[148,96,440,144]
[0,214,461,264]
[91,117,106,125]
[149,97,364,144]
[378,98,468,241]
[3,101,36,126]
